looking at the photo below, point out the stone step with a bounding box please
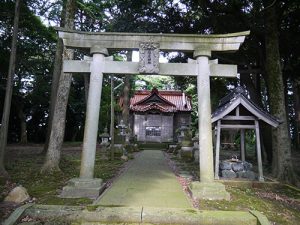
[23,205,268,225]
[137,142,169,149]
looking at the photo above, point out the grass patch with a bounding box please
[0,148,125,206]
[167,152,300,225]
[199,186,300,225]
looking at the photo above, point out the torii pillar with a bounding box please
[190,47,230,200]
[59,45,107,198]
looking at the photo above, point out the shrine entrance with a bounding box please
[57,28,250,200]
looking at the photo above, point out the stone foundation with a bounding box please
[189,181,230,201]
[219,160,256,180]
[59,178,104,199]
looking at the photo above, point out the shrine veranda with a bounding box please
[56,28,250,200]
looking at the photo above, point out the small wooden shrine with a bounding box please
[211,87,280,181]
[120,88,192,143]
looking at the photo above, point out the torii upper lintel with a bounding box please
[55,27,250,52]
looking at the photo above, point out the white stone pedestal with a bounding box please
[189,181,230,201]
[59,178,104,199]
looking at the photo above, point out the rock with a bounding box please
[232,162,244,172]
[237,171,256,180]
[121,155,128,161]
[4,186,30,203]
[220,161,232,170]
[221,170,236,179]
[243,161,253,171]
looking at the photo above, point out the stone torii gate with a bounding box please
[57,28,250,200]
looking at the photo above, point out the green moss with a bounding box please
[92,204,126,208]
[86,204,127,211]
[185,209,197,214]
[86,205,99,211]
[2,148,125,206]
[181,140,193,147]
[199,186,300,225]
[167,152,300,225]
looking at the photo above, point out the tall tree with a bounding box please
[41,0,76,173]
[263,0,296,183]
[42,1,65,154]
[294,82,300,149]
[0,0,21,177]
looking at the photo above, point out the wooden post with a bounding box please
[255,120,264,181]
[240,129,245,161]
[214,120,221,179]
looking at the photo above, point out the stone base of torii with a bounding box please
[56,28,250,201]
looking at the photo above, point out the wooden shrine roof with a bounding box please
[120,88,192,113]
[211,87,280,127]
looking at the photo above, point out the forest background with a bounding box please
[0,0,299,184]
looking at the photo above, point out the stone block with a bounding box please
[237,171,256,180]
[180,147,194,161]
[221,170,237,179]
[189,181,230,201]
[59,178,104,199]
[243,161,253,171]
[232,162,244,172]
[4,186,30,203]
[220,161,232,170]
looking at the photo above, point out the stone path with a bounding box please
[94,150,191,208]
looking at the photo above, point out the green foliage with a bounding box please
[0,0,56,143]
[135,75,176,90]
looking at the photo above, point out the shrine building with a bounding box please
[120,88,192,143]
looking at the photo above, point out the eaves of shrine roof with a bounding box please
[211,87,280,127]
[122,88,192,113]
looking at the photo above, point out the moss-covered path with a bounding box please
[94,150,191,208]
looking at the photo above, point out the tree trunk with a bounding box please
[84,74,90,104]
[41,54,73,173]
[294,80,300,150]
[16,101,27,144]
[0,0,21,177]
[42,38,64,154]
[41,0,76,173]
[122,51,132,126]
[240,72,271,163]
[264,2,296,183]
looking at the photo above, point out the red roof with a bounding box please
[120,88,192,113]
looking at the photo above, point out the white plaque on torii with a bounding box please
[138,42,160,74]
